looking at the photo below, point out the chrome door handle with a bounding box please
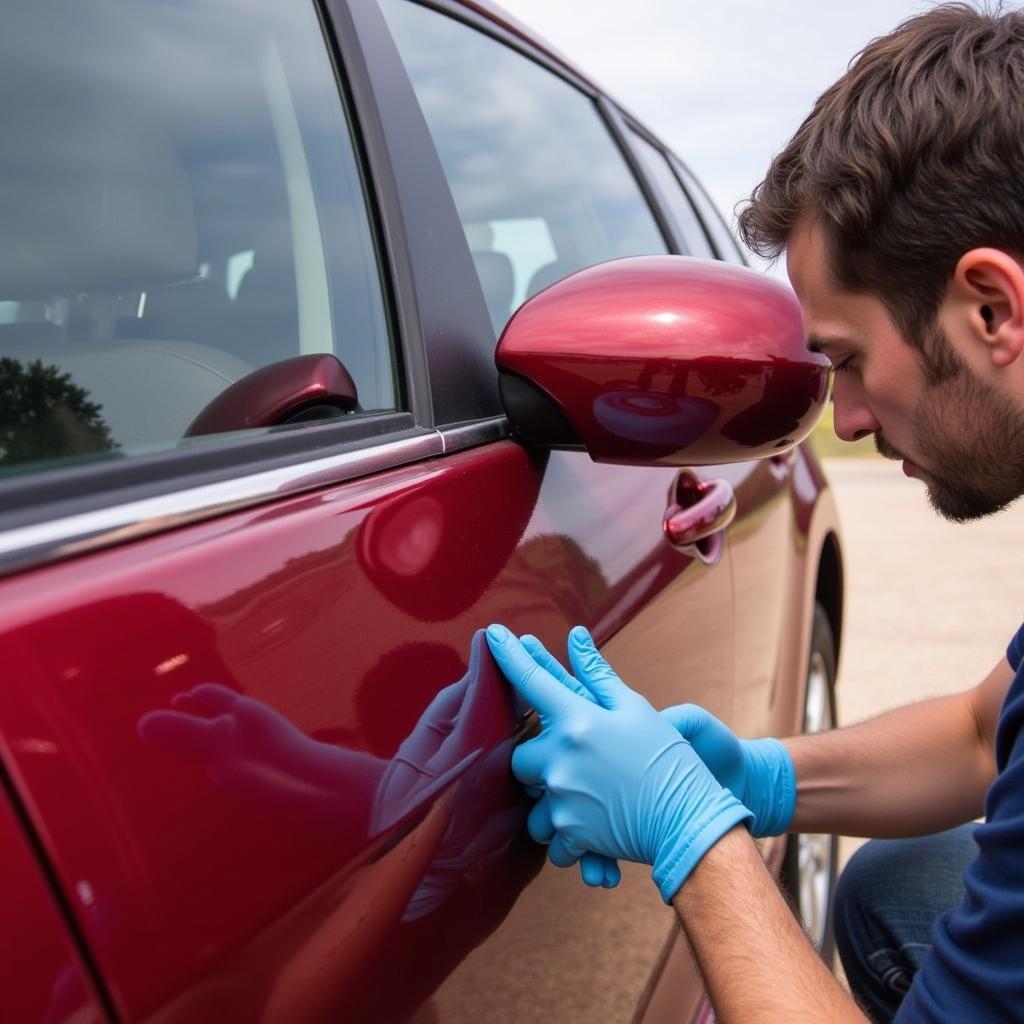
[663,472,736,562]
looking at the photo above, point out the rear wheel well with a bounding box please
[814,532,843,663]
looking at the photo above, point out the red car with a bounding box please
[0,0,842,1021]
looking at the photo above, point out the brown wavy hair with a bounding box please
[738,3,1024,349]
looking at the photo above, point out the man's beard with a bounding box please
[874,335,1024,523]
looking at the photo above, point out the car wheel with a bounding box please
[782,602,838,958]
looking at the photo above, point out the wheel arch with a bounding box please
[814,530,844,672]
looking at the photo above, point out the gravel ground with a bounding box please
[822,458,1024,870]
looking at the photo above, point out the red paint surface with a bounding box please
[497,256,831,465]
[0,793,106,1023]
[0,441,720,1021]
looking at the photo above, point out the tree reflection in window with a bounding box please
[0,357,116,467]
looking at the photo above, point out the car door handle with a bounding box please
[663,472,736,561]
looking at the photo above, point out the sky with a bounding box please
[495,1,964,265]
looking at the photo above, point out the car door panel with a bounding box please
[0,438,731,1022]
[0,791,108,1024]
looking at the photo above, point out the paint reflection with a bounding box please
[357,458,542,622]
[140,630,526,930]
[587,355,827,461]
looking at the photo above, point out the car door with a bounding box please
[369,3,737,1021]
[0,2,734,1024]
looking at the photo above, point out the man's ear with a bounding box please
[945,248,1024,369]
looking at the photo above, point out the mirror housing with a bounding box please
[186,354,358,438]
[496,256,830,466]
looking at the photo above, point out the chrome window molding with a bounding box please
[0,417,510,578]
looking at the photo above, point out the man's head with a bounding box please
[739,3,1024,521]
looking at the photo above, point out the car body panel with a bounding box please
[0,790,107,1023]
[0,440,739,1021]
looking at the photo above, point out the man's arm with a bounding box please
[785,656,1010,837]
[673,826,866,1023]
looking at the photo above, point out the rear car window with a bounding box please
[671,157,747,265]
[0,0,396,476]
[627,129,715,259]
[379,0,669,339]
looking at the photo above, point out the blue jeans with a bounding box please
[833,825,977,1023]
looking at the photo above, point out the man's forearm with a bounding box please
[785,687,997,837]
[672,826,866,1023]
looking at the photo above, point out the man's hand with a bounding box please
[662,703,795,838]
[486,623,752,902]
[514,634,793,888]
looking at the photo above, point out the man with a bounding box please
[486,5,1024,1021]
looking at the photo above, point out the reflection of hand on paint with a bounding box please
[139,683,387,822]
[374,631,521,921]
[139,631,520,922]
[139,676,481,841]
[369,669,481,836]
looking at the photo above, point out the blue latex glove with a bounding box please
[487,623,752,903]
[661,704,795,838]
[520,634,621,889]
[519,635,795,844]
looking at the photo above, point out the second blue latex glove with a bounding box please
[520,634,795,843]
[488,623,752,903]
[661,703,795,838]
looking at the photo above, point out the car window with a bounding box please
[670,157,747,265]
[627,129,715,259]
[0,0,396,476]
[379,0,669,339]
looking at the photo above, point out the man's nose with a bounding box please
[831,380,880,442]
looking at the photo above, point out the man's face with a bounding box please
[786,219,1024,522]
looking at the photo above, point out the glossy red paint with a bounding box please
[496,256,832,465]
[0,440,717,1021]
[186,354,358,437]
[0,793,106,1023]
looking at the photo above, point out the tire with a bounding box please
[782,602,839,960]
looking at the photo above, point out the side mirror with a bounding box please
[495,256,830,466]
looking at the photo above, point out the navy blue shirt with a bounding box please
[896,623,1024,1021]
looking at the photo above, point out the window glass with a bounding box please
[0,0,395,476]
[380,0,668,338]
[671,157,747,265]
[628,130,714,259]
